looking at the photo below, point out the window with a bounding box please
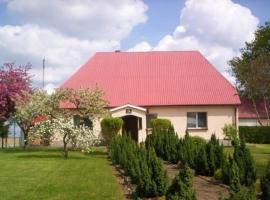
[146,114,157,128]
[138,118,142,130]
[73,115,93,129]
[187,112,207,129]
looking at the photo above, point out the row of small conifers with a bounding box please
[107,118,270,200]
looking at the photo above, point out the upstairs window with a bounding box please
[187,112,207,129]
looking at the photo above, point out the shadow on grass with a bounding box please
[1,147,63,153]
[16,154,87,160]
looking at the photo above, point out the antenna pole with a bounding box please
[42,58,45,90]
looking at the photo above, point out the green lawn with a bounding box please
[0,147,124,200]
[224,143,270,178]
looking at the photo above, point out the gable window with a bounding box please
[73,115,93,130]
[146,114,157,128]
[187,112,207,129]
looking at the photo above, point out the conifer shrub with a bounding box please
[145,125,179,163]
[166,165,197,200]
[220,186,256,200]
[261,160,270,200]
[101,117,123,144]
[233,141,256,186]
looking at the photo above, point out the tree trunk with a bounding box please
[263,96,270,126]
[63,134,68,159]
[1,137,3,149]
[251,98,263,126]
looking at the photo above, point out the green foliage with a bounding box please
[222,124,239,145]
[109,134,168,198]
[221,186,256,200]
[101,117,123,144]
[0,122,8,138]
[229,157,241,193]
[166,165,197,200]
[233,141,257,186]
[207,134,224,176]
[145,125,179,163]
[214,169,222,181]
[261,160,270,200]
[239,126,270,144]
[150,118,171,132]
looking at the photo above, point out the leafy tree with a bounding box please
[15,90,47,146]
[222,124,239,146]
[29,88,107,158]
[261,160,270,200]
[166,165,197,200]
[0,63,31,122]
[230,22,270,125]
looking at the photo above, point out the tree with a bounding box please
[230,22,270,125]
[166,165,197,200]
[0,63,31,122]
[0,122,9,149]
[15,90,47,146]
[30,88,107,158]
[261,160,270,200]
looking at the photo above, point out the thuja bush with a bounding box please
[109,134,168,198]
[233,141,256,186]
[151,118,171,132]
[261,160,270,200]
[166,165,197,200]
[101,117,123,144]
[145,125,179,163]
[206,134,224,176]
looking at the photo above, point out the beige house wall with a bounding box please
[148,105,237,140]
[59,105,237,145]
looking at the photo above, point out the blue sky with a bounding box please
[122,0,270,49]
[0,0,269,92]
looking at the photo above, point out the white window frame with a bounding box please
[187,112,207,129]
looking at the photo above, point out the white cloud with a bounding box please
[7,0,147,40]
[0,24,120,85]
[0,0,148,90]
[127,41,152,52]
[132,0,259,83]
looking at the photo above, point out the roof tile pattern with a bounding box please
[62,51,240,107]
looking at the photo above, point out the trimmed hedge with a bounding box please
[101,117,123,144]
[150,118,171,132]
[239,126,270,144]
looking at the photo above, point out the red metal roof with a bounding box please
[61,51,240,107]
[239,98,269,119]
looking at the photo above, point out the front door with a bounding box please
[122,115,138,142]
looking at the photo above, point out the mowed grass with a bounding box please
[224,143,270,178]
[0,147,124,200]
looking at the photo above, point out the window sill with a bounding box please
[187,127,208,131]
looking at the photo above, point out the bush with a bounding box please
[150,118,171,132]
[145,125,179,164]
[220,186,256,200]
[233,141,256,186]
[222,124,239,145]
[109,134,168,198]
[214,169,222,180]
[101,117,123,144]
[239,126,270,144]
[261,160,270,200]
[166,165,197,200]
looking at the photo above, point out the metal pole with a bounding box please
[42,58,45,90]
[13,121,15,148]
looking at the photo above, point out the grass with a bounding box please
[224,143,270,178]
[0,147,124,200]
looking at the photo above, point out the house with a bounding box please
[239,98,269,126]
[61,51,240,142]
